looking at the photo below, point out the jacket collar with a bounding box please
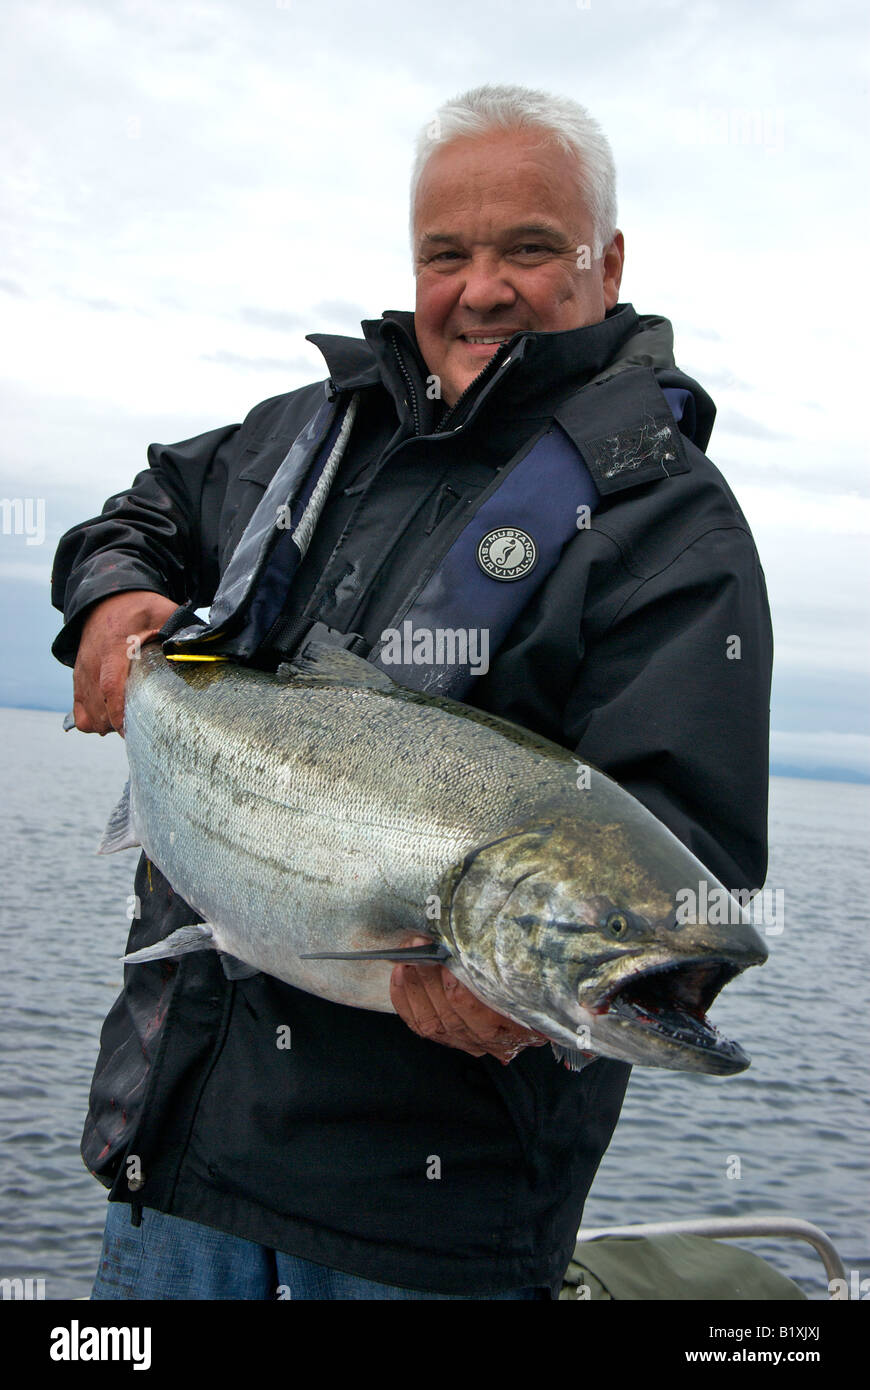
[306,303,714,447]
[309,303,642,396]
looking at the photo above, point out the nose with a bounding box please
[458,253,518,316]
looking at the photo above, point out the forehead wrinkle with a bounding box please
[415,178,592,252]
[421,221,567,244]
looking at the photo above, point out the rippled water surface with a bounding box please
[0,707,867,1299]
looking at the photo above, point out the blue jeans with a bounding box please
[91,1202,549,1300]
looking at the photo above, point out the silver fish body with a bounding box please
[106,642,767,1074]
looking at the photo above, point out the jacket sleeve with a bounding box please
[565,525,773,893]
[50,422,241,666]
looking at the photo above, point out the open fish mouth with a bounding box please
[593,959,750,1073]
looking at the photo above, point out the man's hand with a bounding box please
[72,590,180,735]
[390,936,549,1064]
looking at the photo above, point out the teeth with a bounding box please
[463,335,510,345]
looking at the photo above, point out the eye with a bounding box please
[604,911,631,938]
[513,243,556,258]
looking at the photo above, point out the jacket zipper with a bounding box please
[437,340,515,432]
[389,334,421,436]
[387,325,521,438]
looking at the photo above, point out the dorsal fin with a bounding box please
[277,641,396,692]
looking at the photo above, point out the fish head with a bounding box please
[440,816,768,1075]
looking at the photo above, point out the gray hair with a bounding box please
[410,83,617,259]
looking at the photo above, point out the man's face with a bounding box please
[413,128,624,407]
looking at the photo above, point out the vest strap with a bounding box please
[166,371,690,690]
[164,392,359,658]
[368,421,600,698]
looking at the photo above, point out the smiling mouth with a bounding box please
[459,333,516,346]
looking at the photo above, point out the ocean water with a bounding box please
[0,706,867,1300]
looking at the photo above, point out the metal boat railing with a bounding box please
[575,1215,847,1296]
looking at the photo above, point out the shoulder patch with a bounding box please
[556,367,692,495]
[584,414,685,487]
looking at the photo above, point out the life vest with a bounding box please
[162,369,692,700]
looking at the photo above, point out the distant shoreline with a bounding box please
[3,703,868,787]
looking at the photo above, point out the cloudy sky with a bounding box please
[1,0,868,779]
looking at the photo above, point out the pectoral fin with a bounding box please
[300,943,451,964]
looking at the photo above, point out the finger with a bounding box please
[436,969,513,1041]
[73,644,111,734]
[71,696,100,735]
[99,650,132,733]
[418,967,496,1050]
[392,962,485,1052]
[390,936,546,1062]
[435,971,549,1062]
[400,963,525,1063]
[72,671,112,734]
[391,963,487,1056]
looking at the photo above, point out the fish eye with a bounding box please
[604,911,631,938]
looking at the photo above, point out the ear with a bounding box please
[602,230,625,309]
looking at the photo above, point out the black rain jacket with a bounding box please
[51,303,773,1296]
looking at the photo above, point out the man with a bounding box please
[52,84,773,1300]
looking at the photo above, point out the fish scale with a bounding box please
[103,640,768,1073]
